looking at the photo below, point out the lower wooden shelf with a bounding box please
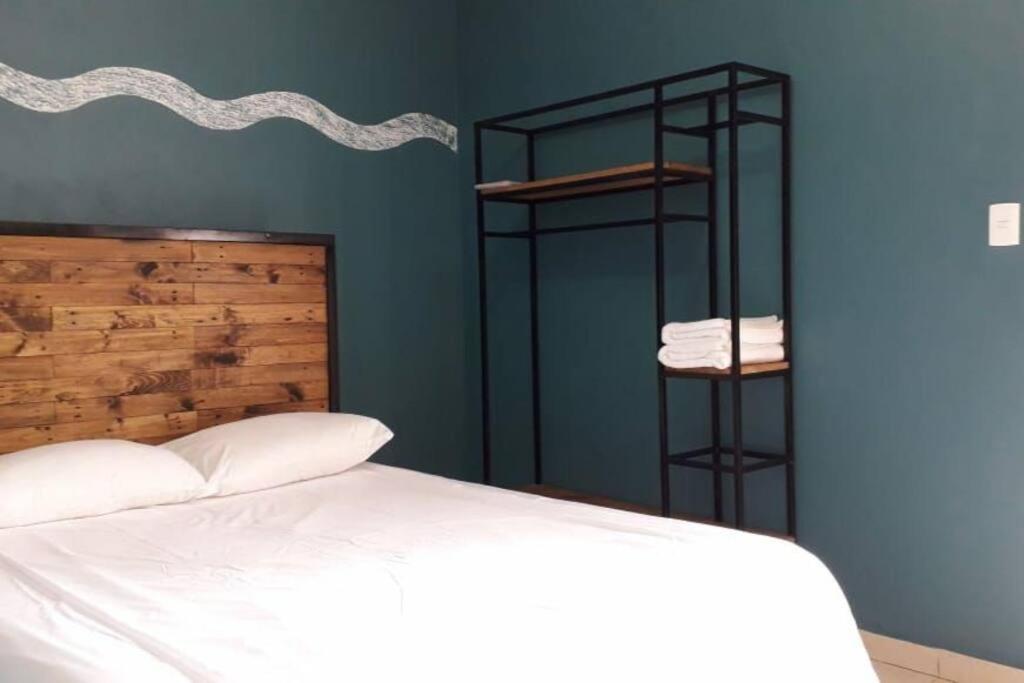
[519,483,793,542]
[662,360,789,380]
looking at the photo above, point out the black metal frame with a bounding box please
[0,220,341,414]
[474,62,794,536]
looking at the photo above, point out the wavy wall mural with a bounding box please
[0,61,457,152]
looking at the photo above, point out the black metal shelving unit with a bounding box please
[474,62,794,537]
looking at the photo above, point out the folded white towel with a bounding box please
[658,343,785,370]
[662,316,779,336]
[661,326,784,346]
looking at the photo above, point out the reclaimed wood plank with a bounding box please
[0,412,197,454]
[191,362,328,389]
[197,399,328,429]
[0,328,194,358]
[191,242,326,266]
[55,392,197,423]
[52,261,326,285]
[50,261,192,284]
[0,283,192,307]
[0,370,191,405]
[0,356,54,380]
[0,235,191,262]
[190,263,326,285]
[194,344,326,369]
[194,283,326,304]
[194,381,328,410]
[193,323,327,349]
[0,261,50,283]
[223,303,327,326]
[52,303,325,330]
[0,307,50,332]
[52,349,195,378]
[0,402,56,430]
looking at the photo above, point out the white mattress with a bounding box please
[0,463,876,682]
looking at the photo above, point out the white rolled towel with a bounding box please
[658,343,785,370]
[661,316,782,345]
[661,327,783,346]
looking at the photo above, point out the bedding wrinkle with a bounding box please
[0,553,211,682]
[0,463,876,682]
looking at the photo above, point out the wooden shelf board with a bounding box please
[663,360,789,380]
[479,161,711,202]
[520,484,793,542]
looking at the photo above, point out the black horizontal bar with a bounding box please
[529,77,779,136]
[739,111,784,126]
[478,62,735,126]
[670,446,715,461]
[484,213,708,240]
[664,213,710,223]
[484,230,530,239]
[480,122,532,135]
[720,447,788,461]
[660,124,709,139]
[662,365,790,381]
[743,459,788,473]
[481,177,706,205]
[669,457,731,473]
[733,62,790,81]
[668,453,788,474]
[0,220,334,245]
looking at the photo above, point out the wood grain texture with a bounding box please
[191,362,328,389]
[0,236,191,262]
[191,242,325,266]
[197,399,328,429]
[0,307,50,332]
[0,261,50,283]
[194,283,325,304]
[0,234,331,451]
[0,356,53,380]
[193,323,326,349]
[0,402,56,429]
[0,328,194,358]
[193,344,327,369]
[0,283,192,307]
[0,412,197,452]
[52,349,195,378]
[51,261,325,285]
[52,303,327,330]
[0,370,192,406]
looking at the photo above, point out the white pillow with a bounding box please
[163,412,393,497]
[0,440,206,528]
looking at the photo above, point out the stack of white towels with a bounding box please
[658,315,785,370]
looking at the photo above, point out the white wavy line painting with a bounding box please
[0,61,457,152]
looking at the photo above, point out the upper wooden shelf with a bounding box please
[662,361,789,380]
[478,161,712,203]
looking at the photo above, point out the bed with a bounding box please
[0,224,877,682]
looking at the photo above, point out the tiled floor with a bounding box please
[873,660,949,683]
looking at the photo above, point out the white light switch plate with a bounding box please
[989,203,1020,246]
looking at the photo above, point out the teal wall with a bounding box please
[0,1,471,477]
[458,0,1024,669]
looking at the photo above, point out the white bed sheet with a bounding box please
[0,463,876,682]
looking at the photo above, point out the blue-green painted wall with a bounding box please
[458,0,1024,668]
[0,0,471,477]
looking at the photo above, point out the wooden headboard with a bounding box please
[0,222,338,454]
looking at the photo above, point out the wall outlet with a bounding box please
[989,203,1020,246]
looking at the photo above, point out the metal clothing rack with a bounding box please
[473,62,794,537]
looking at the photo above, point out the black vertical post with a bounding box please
[475,124,493,485]
[527,133,543,485]
[781,78,796,538]
[706,93,724,523]
[654,85,670,516]
[727,65,746,530]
